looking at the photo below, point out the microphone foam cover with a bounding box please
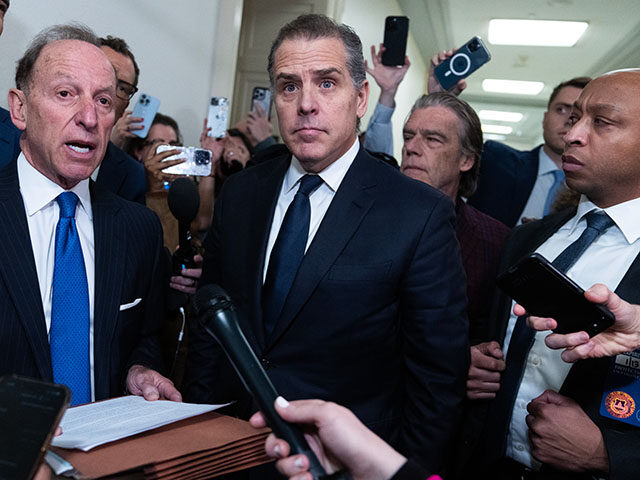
[168,177,200,223]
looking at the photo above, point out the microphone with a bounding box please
[168,177,200,274]
[194,285,351,480]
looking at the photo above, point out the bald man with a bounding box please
[461,71,640,480]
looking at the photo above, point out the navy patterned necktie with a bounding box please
[485,209,615,460]
[49,192,91,406]
[263,174,324,337]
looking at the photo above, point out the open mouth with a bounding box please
[66,142,96,154]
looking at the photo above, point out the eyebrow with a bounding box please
[51,72,115,95]
[418,128,448,141]
[276,67,343,82]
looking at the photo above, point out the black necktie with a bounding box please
[262,174,323,337]
[485,210,615,461]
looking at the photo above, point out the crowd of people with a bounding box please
[2,2,640,480]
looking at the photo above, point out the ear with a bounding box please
[459,154,475,173]
[355,80,369,119]
[8,88,27,131]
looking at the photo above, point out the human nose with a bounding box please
[75,96,98,129]
[298,86,318,116]
[564,118,587,147]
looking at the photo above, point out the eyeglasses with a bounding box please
[116,79,139,100]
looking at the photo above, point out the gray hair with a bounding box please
[408,93,483,197]
[267,14,366,90]
[15,23,101,92]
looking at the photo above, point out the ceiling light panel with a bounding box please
[489,19,588,47]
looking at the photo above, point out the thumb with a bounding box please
[274,397,325,425]
[533,389,570,406]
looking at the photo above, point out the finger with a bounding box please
[467,391,496,400]
[265,433,291,459]
[545,331,589,350]
[159,159,186,170]
[127,123,145,131]
[169,282,196,295]
[561,341,596,362]
[584,283,612,305]
[127,116,145,124]
[54,426,63,437]
[468,366,502,382]
[467,379,501,392]
[158,381,182,402]
[250,411,267,428]
[533,389,567,406]
[141,382,160,401]
[181,267,203,279]
[527,315,557,331]
[273,397,329,425]
[275,455,311,478]
[475,341,504,359]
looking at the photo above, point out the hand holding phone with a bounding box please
[131,93,161,138]
[497,253,615,337]
[433,36,491,91]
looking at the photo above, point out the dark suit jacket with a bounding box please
[96,142,147,205]
[186,147,469,471]
[0,107,21,168]
[455,198,510,342]
[0,159,167,400]
[468,141,542,228]
[479,210,640,480]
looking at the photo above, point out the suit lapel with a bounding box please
[0,161,51,380]
[265,149,376,348]
[242,155,290,351]
[91,183,125,400]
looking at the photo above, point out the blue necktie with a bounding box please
[485,210,615,461]
[542,169,565,216]
[263,174,323,337]
[50,192,91,406]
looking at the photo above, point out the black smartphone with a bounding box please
[497,253,615,337]
[381,16,409,66]
[434,36,491,90]
[251,87,272,120]
[0,375,69,480]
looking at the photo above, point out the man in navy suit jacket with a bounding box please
[1,24,180,402]
[186,14,469,472]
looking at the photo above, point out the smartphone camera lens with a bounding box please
[469,39,480,52]
[195,151,210,165]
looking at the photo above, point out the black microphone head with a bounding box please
[194,284,231,317]
[168,177,200,224]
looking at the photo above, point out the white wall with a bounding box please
[0,0,243,147]
[340,0,427,161]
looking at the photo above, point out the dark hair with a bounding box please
[227,128,255,156]
[267,14,366,90]
[16,23,100,92]
[408,93,483,197]
[126,112,182,157]
[547,77,591,108]
[99,35,140,86]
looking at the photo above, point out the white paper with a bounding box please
[51,395,228,451]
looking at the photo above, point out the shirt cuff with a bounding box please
[370,102,395,123]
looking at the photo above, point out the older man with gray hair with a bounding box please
[1,23,180,405]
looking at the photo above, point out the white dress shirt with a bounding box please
[17,153,97,400]
[504,195,640,468]
[263,138,359,282]
[517,148,563,225]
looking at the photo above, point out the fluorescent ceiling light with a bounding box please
[482,124,513,135]
[489,19,588,47]
[482,79,544,95]
[483,133,506,141]
[479,110,524,123]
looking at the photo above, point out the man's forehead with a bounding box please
[274,36,347,72]
[35,39,115,80]
[576,72,640,108]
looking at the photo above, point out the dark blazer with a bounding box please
[96,142,147,205]
[468,141,542,228]
[455,198,510,342]
[480,210,640,480]
[0,107,21,167]
[0,159,167,400]
[186,147,469,471]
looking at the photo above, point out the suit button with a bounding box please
[261,357,271,370]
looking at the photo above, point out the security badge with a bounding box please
[600,350,640,426]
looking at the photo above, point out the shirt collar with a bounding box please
[564,195,640,244]
[17,152,92,220]
[537,147,560,176]
[284,138,360,194]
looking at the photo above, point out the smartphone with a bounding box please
[156,145,212,176]
[497,253,615,337]
[251,87,272,119]
[434,36,491,90]
[381,16,409,66]
[207,97,229,138]
[131,93,160,138]
[0,375,70,480]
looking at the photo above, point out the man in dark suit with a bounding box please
[186,14,469,471]
[464,70,640,480]
[1,24,180,403]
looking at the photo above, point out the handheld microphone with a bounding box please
[168,177,200,274]
[194,285,351,480]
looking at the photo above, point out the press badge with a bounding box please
[600,350,640,426]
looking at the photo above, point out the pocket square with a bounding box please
[119,298,142,311]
